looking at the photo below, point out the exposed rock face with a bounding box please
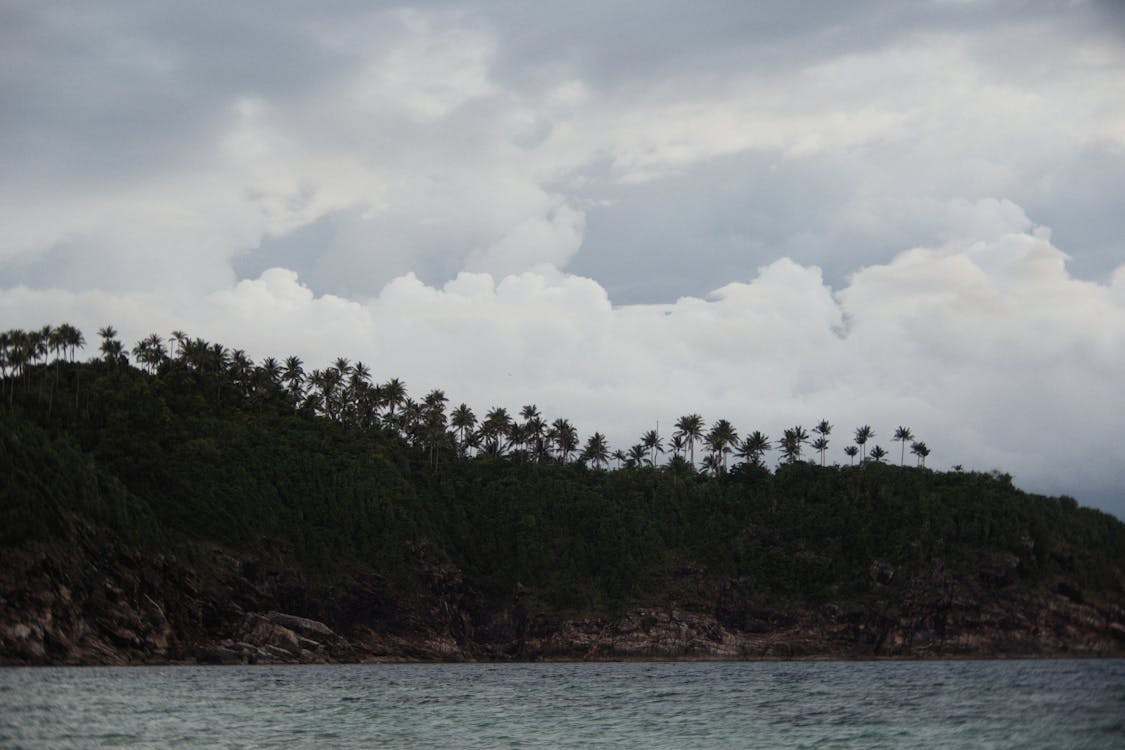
[2,537,1123,665]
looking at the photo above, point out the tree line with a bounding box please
[1,323,931,474]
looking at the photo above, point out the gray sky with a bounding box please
[2,0,1124,517]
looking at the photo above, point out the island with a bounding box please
[2,324,1123,664]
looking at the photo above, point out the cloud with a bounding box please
[5,1,1125,304]
[4,230,1123,516]
[2,2,1124,521]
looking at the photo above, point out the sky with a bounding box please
[2,0,1124,517]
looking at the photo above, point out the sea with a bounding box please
[1,659,1123,749]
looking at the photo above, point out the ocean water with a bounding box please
[1,659,1123,749]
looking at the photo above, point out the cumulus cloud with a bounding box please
[5,2,1125,302]
[4,230,1123,516]
[2,2,1124,519]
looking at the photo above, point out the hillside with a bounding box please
[2,336,1124,664]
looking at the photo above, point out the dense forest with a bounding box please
[2,323,1123,663]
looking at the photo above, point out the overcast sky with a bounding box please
[2,0,1124,517]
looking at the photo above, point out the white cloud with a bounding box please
[3,229,1123,515]
[3,2,1125,520]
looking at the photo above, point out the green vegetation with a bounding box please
[2,323,1123,617]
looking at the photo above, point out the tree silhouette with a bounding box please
[132,333,166,374]
[581,432,610,469]
[282,356,306,407]
[854,425,875,462]
[480,406,513,457]
[669,433,686,460]
[706,419,738,473]
[737,430,770,467]
[844,445,859,465]
[675,414,704,468]
[910,440,930,467]
[813,419,832,466]
[422,389,449,470]
[811,437,829,463]
[169,330,188,359]
[451,403,477,457]
[894,426,914,466]
[641,428,664,467]
[520,404,546,461]
[551,418,579,463]
[778,426,810,464]
[869,445,888,463]
[98,326,126,365]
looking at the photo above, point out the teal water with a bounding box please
[1,660,1123,748]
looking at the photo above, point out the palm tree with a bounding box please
[132,333,166,374]
[282,355,305,406]
[641,428,664,467]
[451,403,477,457]
[207,343,229,374]
[332,357,352,379]
[737,430,770,467]
[50,323,83,363]
[4,331,28,405]
[813,419,832,466]
[675,414,704,468]
[169,330,188,359]
[350,360,372,391]
[48,325,66,365]
[180,338,209,370]
[669,432,686,460]
[854,425,875,462]
[778,426,810,464]
[869,445,888,463]
[811,437,829,463]
[706,419,738,473]
[581,432,610,469]
[32,326,50,367]
[343,362,372,423]
[894,426,914,466]
[306,369,328,416]
[481,406,513,456]
[520,404,546,460]
[98,326,126,365]
[844,445,859,465]
[381,378,407,422]
[505,422,529,462]
[0,330,12,382]
[551,418,579,463]
[611,448,627,469]
[399,397,424,445]
[910,441,930,467]
[626,443,647,469]
[259,356,282,387]
[422,389,449,470]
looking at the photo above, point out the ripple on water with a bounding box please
[0,660,1123,749]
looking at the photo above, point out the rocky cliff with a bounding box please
[4,530,1123,665]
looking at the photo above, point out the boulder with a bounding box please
[265,612,338,641]
[237,613,302,655]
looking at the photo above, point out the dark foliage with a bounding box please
[3,327,1123,620]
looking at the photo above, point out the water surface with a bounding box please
[2,659,1123,748]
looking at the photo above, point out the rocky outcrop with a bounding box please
[3,534,1124,665]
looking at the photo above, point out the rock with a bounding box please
[265,612,338,641]
[238,613,302,655]
[195,645,243,665]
